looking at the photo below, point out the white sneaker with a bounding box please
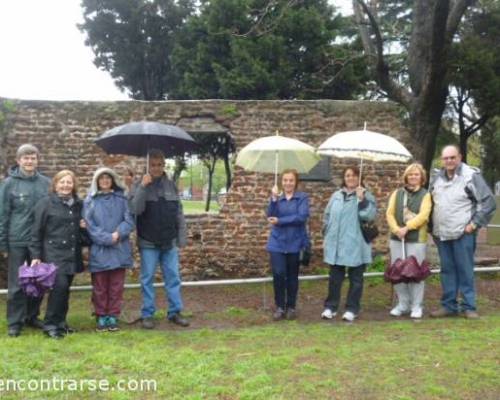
[410,308,423,319]
[342,311,356,322]
[321,309,337,320]
[390,306,410,317]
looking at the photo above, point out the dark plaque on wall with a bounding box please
[300,156,331,182]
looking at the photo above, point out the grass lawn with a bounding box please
[182,200,220,214]
[0,280,499,399]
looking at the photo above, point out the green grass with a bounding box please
[0,279,499,399]
[181,200,220,214]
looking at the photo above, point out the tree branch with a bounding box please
[446,0,476,42]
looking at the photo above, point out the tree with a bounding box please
[79,0,194,100]
[192,133,236,211]
[170,0,368,100]
[353,0,476,170]
[448,1,500,161]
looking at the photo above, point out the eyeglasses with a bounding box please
[442,156,457,161]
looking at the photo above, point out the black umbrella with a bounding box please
[95,121,198,158]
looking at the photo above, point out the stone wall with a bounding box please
[0,98,417,280]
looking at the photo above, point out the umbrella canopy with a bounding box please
[235,134,321,185]
[317,129,412,162]
[95,121,198,158]
[18,262,57,298]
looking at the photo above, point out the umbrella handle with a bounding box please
[359,158,363,185]
[401,238,406,259]
[274,150,279,188]
[146,151,149,175]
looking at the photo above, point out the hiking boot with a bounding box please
[96,316,108,332]
[285,308,297,320]
[141,317,155,330]
[7,327,21,337]
[168,314,190,327]
[321,308,337,320]
[430,308,457,318]
[272,308,285,321]
[464,310,479,319]
[107,316,120,332]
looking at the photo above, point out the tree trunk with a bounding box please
[204,158,217,212]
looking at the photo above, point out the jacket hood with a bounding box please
[8,165,42,180]
[88,167,126,197]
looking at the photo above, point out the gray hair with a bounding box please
[16,144,40,159]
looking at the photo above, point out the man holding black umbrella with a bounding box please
[129,149,190,328]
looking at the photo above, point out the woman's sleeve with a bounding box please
[116,199,135,239]
[358,192,377,222]
[267,199,278,217]
[322,195,334,235]
[405,192,432,230]
[29,198,48,259]
[83,200,114,246]
[276,195,310,226]
[385,190,400,234]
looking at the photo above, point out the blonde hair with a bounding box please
[403,163,427,186]
[51,170,78,196]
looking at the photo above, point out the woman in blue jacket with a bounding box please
[321,166,377,322]
[266,169,310,321]
[83,167,134,332]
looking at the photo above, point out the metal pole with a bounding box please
[1,267,498,295]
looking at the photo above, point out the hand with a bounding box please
[79,219,87,229]
[111,231,120,244]
[464,223,476,234]
[267,217,279,225]
[30,259,41,267]
[396,227,408,240]
[271,185,279,201]
[141,174,153,187]
[356,186,365,201]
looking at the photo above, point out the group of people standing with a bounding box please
[0,143,496,338]
[0,145,189,338]
[266,145,496,322]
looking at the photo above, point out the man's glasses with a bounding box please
[442,156,457,161]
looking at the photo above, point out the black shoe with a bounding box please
[273,308,285,321]
[285,308,297,320]
[168,314,190,327]
[45,330,64,339]
[8,327,21,337]
[26,318,44,330]
[63,326,77,334]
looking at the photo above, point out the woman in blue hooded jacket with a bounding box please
[266,169,310,321]
[83,167,134,332]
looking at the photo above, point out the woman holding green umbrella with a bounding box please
[266,169,310,321]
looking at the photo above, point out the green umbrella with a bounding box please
[235,132,321,186]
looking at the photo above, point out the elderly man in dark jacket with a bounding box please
[129,149,189,329]
[0,144,50,337]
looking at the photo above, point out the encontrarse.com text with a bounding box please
[0,378,157,392]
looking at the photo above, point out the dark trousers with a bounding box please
[91,268,126,317]
[7,247,43,329]
[44,271,74,333]
[324,264,366,315]
[269,252,300,310]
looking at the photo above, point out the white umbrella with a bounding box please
[317,123,412,182]
[236,132,321,186]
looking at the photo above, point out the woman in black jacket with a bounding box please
[30,170,87,339]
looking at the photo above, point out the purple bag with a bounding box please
[18,262,57,297]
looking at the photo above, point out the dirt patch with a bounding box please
[120,276,500,331]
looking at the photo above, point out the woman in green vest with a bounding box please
[386,163,432,319]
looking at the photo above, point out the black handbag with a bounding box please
[300,245,311,267]
[360,220,379,243]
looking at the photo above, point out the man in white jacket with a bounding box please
[430,145,496,319]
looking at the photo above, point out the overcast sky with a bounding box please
[0,0,352,102]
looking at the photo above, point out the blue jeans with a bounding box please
[269,252,300,310]
[435,233,476,312]
[140,247,183,319]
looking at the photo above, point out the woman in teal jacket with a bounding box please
[321,166,377,322]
